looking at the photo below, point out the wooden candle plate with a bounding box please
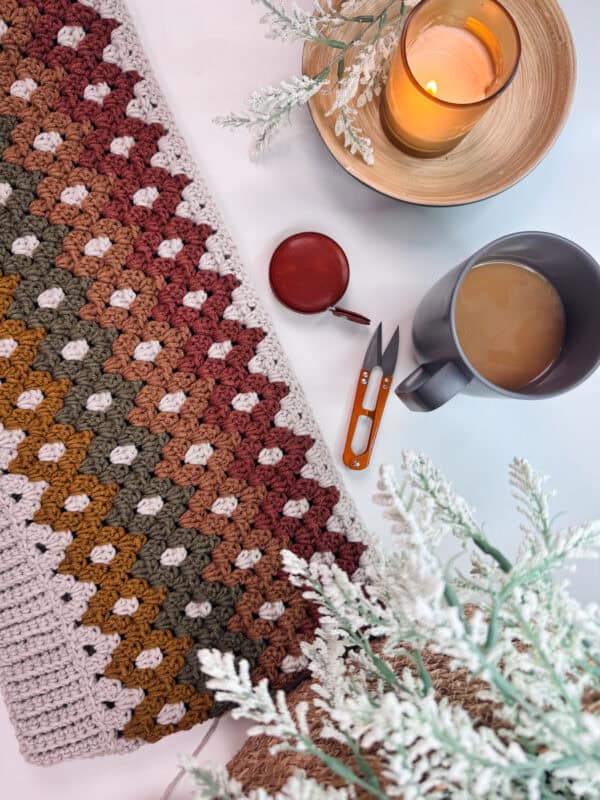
[303,0,576,206]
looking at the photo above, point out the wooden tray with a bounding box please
[303,0,576,206]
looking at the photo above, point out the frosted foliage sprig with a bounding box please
[215,74,329,155]
[186,453,600,799]
[253,0,321,42]
[216,1,415,164]
[253,0,368,40]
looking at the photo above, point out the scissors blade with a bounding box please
[381,327,400,376]
[362,322,382,371]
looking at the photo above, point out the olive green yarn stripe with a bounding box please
[0,116,267,695]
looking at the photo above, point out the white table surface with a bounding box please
[2,0,600,797]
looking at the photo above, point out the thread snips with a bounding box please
[343,323,400,471]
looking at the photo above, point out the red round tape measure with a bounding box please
[269,232,370,325]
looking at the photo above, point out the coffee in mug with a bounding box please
[395,232,600,412]
[454,261,566,391]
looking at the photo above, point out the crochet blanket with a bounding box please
[0,0,365,764]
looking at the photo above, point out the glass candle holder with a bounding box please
[381,0,521,158]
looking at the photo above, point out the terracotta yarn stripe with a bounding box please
[0,0,366,765]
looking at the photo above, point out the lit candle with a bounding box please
[407,25,496,104]
[381,0,521,158]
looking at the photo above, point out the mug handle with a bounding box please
[395,361,470,412]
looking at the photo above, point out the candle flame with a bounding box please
[425,80,438,97]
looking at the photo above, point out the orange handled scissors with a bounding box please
[343,323,400,471]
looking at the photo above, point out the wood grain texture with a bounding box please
[303,0,576,206]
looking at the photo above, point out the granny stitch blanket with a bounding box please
[0,0,365,764]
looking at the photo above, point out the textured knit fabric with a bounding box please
[0,0,366,765]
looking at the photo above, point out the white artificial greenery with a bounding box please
[216,1,415,164]
[185,453,600,799]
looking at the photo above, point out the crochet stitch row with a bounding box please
[0,0,366,765]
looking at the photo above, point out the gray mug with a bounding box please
[396,232,600,412]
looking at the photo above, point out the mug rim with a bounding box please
[449,230,600,399]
